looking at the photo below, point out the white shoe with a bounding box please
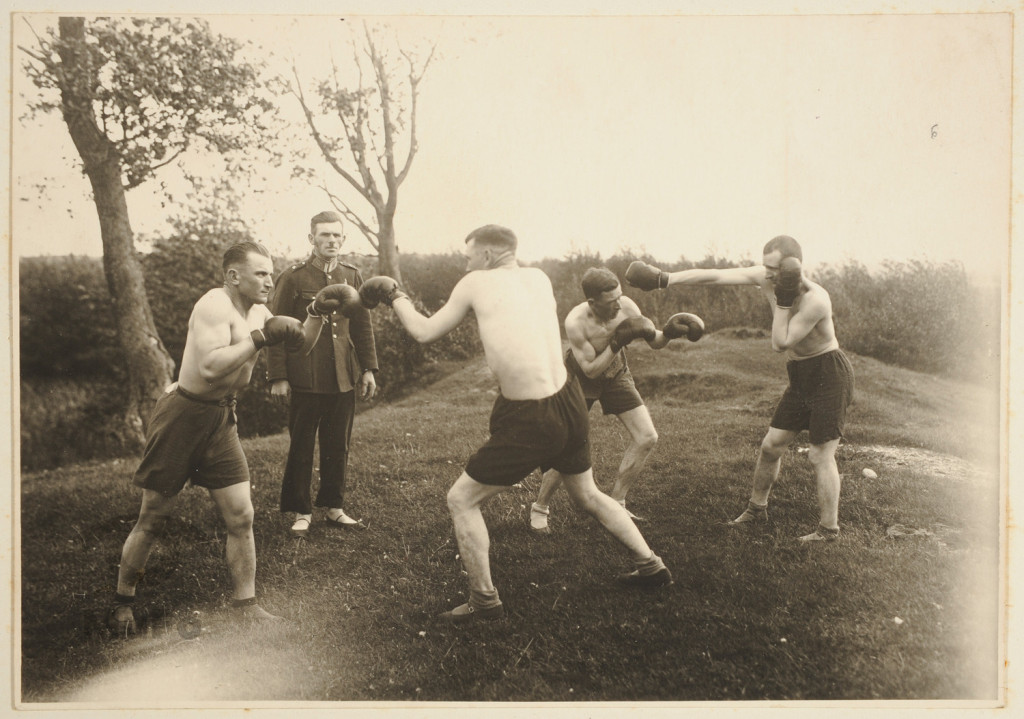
[530,502,551,535]
[290,514,312,538]
[326,509,366,530]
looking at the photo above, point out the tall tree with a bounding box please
[285,22,435,283]
[20,16,273,448]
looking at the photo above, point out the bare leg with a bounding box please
[729,427,797,524]
[531,470,562,533]
[208,482,257,600]
[560,470,651,561]
[561,469,671,586]
[608,405,658,506]
[535,469,563,508]
[209,482,284,620]
[446,473,507,593]
[800,438,842,540]
[110,489,178,635]
[116,489,178,597]
[443,473,508,622]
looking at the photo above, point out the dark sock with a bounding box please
[469,588,502,610]
[114,593,135,606]
[231,596,258,609]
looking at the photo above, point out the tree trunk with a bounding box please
[58,17,174,450]
[376,216,403,285]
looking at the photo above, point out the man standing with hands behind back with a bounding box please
[269,211,379,538]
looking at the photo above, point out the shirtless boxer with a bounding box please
[360,225,673,625]
[108,241,324,635]
[625,235,854,542]
[530,267,703,533]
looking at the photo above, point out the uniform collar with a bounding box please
[309,254,339,273]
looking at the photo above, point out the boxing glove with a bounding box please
[625,261,669,291]
[773,256,803,309]
[662,312,705,342]
[609,316,657,353]
[308,283,363,318]
[359,276,408,309]
[252,316,305,352]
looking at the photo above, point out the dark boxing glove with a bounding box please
[359,276,408,309]
[625,261,669,291]
[662,312,705,342]
[773,256,803,309]
[251,316,305,353]
[308,283,363,319]
[609,316,657,353]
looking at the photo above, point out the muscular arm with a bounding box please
[566,316,617,379]
[772,293,826,352]
[666,265,765,287]
[193,299,265,383]
[391,276,473,344]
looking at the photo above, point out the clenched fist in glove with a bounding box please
[252,316,305,353]
[359,276,408,309]
[773,256,803,309]
[609,316,657,353]
[662,312,705,342]
[625,261,669,291]
[308,283,364,318]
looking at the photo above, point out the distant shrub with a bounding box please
[815,259,1000,380]
[19,256,122,380]
[18,248,1001,469]
[20,377,133,470]
[361,253,483,396]
[141,235,232,367]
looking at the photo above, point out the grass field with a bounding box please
[18,330,1003,705]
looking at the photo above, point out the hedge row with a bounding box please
[19,240,999,470]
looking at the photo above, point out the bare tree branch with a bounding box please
[330,48,379,208]
[288,61,372,204]
[360,25,390,181]
[395,41,435,185]
[124,147,184,190]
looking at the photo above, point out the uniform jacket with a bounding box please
[267,254,378,393]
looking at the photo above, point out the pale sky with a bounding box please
[10,10,1012,279]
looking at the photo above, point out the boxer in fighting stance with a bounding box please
[625,235,854,542]
[108,242,332,635]
[360,225,673,625]
[530,267,704,533]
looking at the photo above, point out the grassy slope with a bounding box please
[18,331,1002,703]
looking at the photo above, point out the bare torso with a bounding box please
[465,267,567,400]
[566,300,635,354]
[757,277,839,360]
[177,288,271,399]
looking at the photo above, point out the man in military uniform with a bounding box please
[268,211,379,537]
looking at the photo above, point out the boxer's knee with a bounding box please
[636,428,658,453]
[807,441,839,469]
[759,433,789,460]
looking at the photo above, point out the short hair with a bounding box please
[464,224,517,253]
[223,241,271,273]
[763,235,802,261]
[310,211,344,235]
[581,267,620,300]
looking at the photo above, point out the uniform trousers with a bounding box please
[279,390,356,514]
